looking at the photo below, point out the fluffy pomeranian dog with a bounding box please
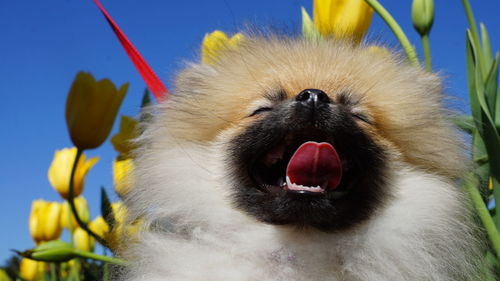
[118,36,488,281]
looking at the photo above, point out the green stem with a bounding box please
[71,259,80,281]
[464,173,500,258]
[363,0,419,66]
[73,249,127,266]
[68,148,109,248]
[461,0,480,47]
[103,262,110,281]
[50,263,56,281]
[461,0,486,77]
[421,34,432,72]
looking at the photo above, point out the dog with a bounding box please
[118,36,487,281]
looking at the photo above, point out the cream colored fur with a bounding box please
[118,37,486,280]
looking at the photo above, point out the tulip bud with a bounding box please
[43,202,63,241]
[201,31,245,64]
[113,158,135,197]
[29,200,63,243]
[412,0,434,36]
[48,147,99,200]
[25,240,76,262]
[60,197,90,230]
[29,200,45,243]
[111,116,139,157]
[111,202,127,224]
[367,46,392,59]
[313,0,373,43]
[19,259,42,281]
[73,228,95,252]
[66,72,128,150]
[89,216,110,238]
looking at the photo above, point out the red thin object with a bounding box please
[93,0,168,102]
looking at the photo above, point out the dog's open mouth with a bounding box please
[250,129,342,195]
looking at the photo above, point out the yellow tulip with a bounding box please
[313,0,373,42]
[73,227,95,252]
[111,202,127,224]
[201,31,245,64]
[60,196,90,230]
[0,269,11,281]
[48,147,99,200]
[111,116,139,157]
[19,258,42,281]
[89,216,110,238]
[66,72,128,150]
[29,200,62,243]
[113,158,135,197]
[367,45,392,58]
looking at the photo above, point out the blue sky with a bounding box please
[1,0,499,262]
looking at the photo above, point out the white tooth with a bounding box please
[285,176,325,192]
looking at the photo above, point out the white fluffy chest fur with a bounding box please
[120,141,483,281]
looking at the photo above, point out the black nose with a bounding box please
[295,89,331,107]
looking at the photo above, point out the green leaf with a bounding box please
[15,241,75,262]
[480,23,494,71]
[100,187,116,230]
[496,78,500,127]
[140,89,153,125]
[466,31,483,132]
[141,88,152,109]
[473,130,488,163]
[492,177,500,228]
[466,30,500,228]
[485,54,500,121]
[301,7,320,41]
[484,56,499,118]
[484,251,499,280]
[451,115,474,134]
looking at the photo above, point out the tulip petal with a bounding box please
[89,216,110,238]
[43,202,62,241]
[20,258,41,281]
[202,30,229,64]
[113,158,135,197]
[66,72,127,150]
[312,0,372,42]
[334,0,373,42]
[48,148,98,200]
[73,227,95,252]
[111,115,139,156]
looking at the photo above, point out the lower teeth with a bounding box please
[285,176,324,192]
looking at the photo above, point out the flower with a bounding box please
[113,158,135,197]
[313,0,373,42]
[89,216,110,238]
[201,31,245,64]
[60,196,90,229]
[367,45,392,58]
[48,147,99,200]
[29,200,62,243]
[111,201,127,224]
[0,268,12,281]
[19,258,42,281]
[73,227,95,252]
[111,116,139,157]
[412,0,434,36]
[66,72,128,150]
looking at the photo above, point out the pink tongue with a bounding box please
[286,142,342,189]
